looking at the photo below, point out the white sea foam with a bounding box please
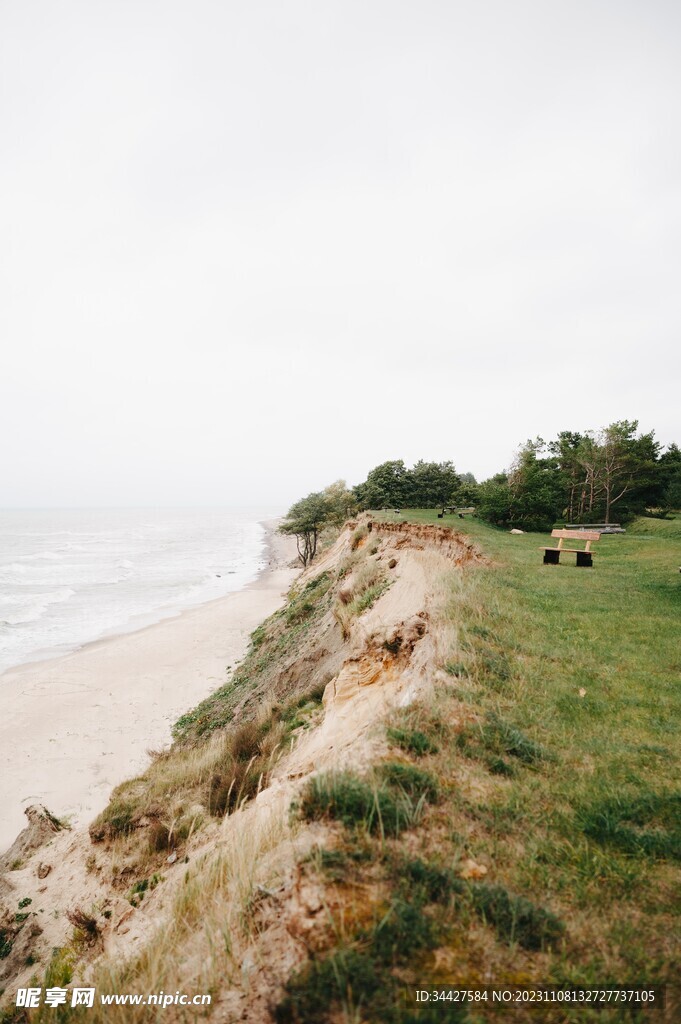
[0,507,282,674]
[0,587,76,626]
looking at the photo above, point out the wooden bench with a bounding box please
[442,506,475,518]
[540,529,600,567]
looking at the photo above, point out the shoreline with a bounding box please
[0,520,300,854]
[0,517,276,681]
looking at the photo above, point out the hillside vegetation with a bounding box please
[276,512,681,1022]
[1,514,679,1023]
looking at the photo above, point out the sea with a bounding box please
[0,507,282,676]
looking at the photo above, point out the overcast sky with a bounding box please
[1,0,679,508]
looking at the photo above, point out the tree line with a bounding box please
[280,420,681,561]
[476,421,680,530]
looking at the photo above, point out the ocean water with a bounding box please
[0,507,281,675]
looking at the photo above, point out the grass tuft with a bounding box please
[368,896,437,962]
[298,771,427,837]
[470,883,564,950]
[576,791,681,860]
[378,762,440,802]
[386,727,439,757]
[456,712,551,773]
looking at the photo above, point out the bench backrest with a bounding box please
[550,529,600,552]
[552,536,602,544]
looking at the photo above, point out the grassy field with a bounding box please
[280,512,679,1022]
[321,510,680,1021]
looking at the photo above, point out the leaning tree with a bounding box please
[279,491,329,567]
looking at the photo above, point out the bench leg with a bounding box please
[543,550,560,565]
[576,551,593,568]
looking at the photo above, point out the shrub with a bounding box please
[231,720,265,761]
[66,907,99,940]
[208,758,263,816]
[368,897,437,962]
[386,727,439,757]
[148,820,171,852]
[89,786,143,841]
[400,858,464,902]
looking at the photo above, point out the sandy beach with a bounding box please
[0,523,299,854]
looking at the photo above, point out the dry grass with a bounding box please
[88,711,296,887]
[351,522,374,550]
[88,569,338,872]
[332,558,389,638]
[53,808,294,1023]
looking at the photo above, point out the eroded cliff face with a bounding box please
[0,518,482,1020]
[369,518,483,565]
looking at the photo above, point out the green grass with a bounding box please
[298,769,432,837]
[279,836,565,1023]
[456,712,552,774]
[398,857,563,951]
[377,761,440,802]
[366,510,681,1010]
[349,579,389,614]
[276,872,470,1024]
[468,883,564,951]
[387,726,439,756]
[173,571,333,740]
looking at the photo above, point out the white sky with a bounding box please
[1,0,680,507]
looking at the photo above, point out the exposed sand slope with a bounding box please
[0,518,482,1018]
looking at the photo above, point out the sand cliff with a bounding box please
[0,518,482,1019]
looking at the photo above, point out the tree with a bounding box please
[549,431,590,523]
[409,460,460,509]
[657,443,681,512]
[478,420,669,529]
[279,491,329,566]
[476,474,513,525]
[598,420,660,523]
[354,459,462,510]
[279,481,357,567]
[354,460,410,510]
[450,479,480,507]
[506,439,565,530]
[322,480,357,527]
